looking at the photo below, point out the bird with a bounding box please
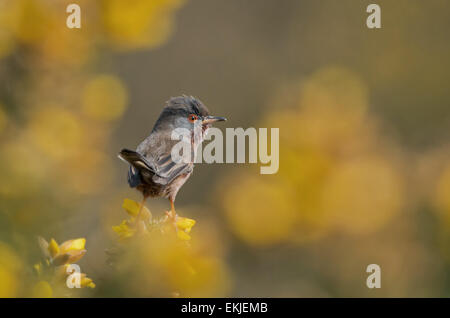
[118,95,226,224]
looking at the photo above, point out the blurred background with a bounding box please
[0,0,450,297]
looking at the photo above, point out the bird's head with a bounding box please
[153,95,226,140]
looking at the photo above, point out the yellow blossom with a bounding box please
[36,237,94,290]
[113,199,196,241]
[112,220,137,240]
[176,217,196,233]
[48,239,59,258]
[59,238,86,254]
[80,274,96,289]
[43,238,87,266]
[112,198,152,240]
[122,198,152,222]
[176,217,196,241]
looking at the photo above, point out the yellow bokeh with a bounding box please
[0,242,23,297]
[0,30,15,59]
[166,255,231,297]
[223,175,297,246]
[31,281,53,298]
[284,149,335,243]
[319,157,404,235]
[125,234,231,297]
[64,150,113,194]
[0,0,92,65]
[0,141,47,197]
[101,0,185,50]
[27,105,83,161]
[222,66,406,246]
[6,0,50,45]
[82,75,128,121]
[299,66,369,116]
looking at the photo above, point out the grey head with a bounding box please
[151,95,226,136]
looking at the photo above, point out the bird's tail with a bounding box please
[118,149,155,188]
[118,149,152,170]
[119,148,142,164]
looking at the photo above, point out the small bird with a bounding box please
[119,95,226,222]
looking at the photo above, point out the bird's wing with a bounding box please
[135,130,194,186]
[152,153,193,185]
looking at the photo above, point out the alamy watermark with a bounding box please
[66,264,82,288]
[66,3,381,30]
[171,126,279,175]
[366,264,381,289]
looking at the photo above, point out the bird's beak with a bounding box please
[202,116,227,125]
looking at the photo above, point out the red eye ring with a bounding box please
[188,114,198,122]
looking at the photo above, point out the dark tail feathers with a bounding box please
[118,149,154,188]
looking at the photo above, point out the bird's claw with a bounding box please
[165,210,178,231]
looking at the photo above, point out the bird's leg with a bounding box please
[165,199,178,228]
[170,200,176,219]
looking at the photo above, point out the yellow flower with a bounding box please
[122,198,151,222]
[112,220,136,240]
[80,274,96,289]
[113,199,196,241]
[59,238,86,254]
[48,238,59,258]
[43,238,87,266]
[176,217,196,241]
[37,237,94,289]
[176,217,196,232]
[112,198,154,240]
[33,263,42,276]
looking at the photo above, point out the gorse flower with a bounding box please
[122,198,152,221]
[34,236,95,296]
[112,220,136,240]
[176,217,196,241]
[43,237,87,266]
[112,198,196,241]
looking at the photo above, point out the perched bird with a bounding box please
[119,95,226,222]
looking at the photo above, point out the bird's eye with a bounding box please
[188,114,198,122]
